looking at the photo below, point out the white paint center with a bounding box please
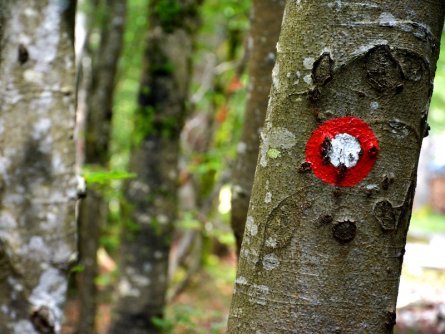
[328,133,361,168]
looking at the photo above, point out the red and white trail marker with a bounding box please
[305,116,379,187]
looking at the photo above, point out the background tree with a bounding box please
[109,1,202,332]
[231,0,285,254]
[228,1,445,333]
[0,0,78,332]
[77,1,127,333]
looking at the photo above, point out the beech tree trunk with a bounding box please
[231,0,285,255]
[228,1,445,333]
[109,1,201,333]
[77,1,126,333]
[0,1,77,333]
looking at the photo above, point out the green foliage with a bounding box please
[410,206,445,234]
[429,32,445,133]
[70,264,84,273]
[82,168,136,186]
[111,0,149,171]
[163,257,236,333]
[153,0,183,32]
[179,211,202,230]
[152,60,176,75]
[94,272,115,288]
[200,0,250,34]
[152,305,198,333]
[99,232,120,252]
[133,105,156,145]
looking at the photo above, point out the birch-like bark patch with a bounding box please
[262,253,280,270]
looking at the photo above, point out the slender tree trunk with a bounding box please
[109,1,201,333]
[0,1,77,333]
[231,0,285,255]
[228,1,445,333]
[84,0,126,165]
[77,1,126,333]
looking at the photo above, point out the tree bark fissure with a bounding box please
[228,1,444,333]
[0,1,77,333]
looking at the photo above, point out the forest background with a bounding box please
[1,0,445,333]
[71,0,445,332]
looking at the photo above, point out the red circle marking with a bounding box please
[305,116,379,187]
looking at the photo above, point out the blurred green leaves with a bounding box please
[82,168,136,186]
[429,32,445,133]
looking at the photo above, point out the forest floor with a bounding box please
[164,234,445,334]
[62,232,445,333]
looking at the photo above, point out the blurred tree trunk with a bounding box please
[77,1,126,333]
[231,0,285,255]
[109,1,201,333]
[0,1,77,333]
[228,1,444,333]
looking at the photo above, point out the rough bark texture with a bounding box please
[231,0,285,255]
[77,1,126,333]
[228,1,445,333]
[0,1,77,333]
[109,1,201,333]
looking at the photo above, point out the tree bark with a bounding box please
[84,0,126,165]
[77,1,126,333]
[231,0,285,255]
[0,1,77,333]
[228,1,445,333]
[109,1,201,333]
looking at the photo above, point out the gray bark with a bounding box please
[109,1,201,333]
[77,1,126,333]
[228,1,445,333]
[231,0,285,255]
[0,1,77,333]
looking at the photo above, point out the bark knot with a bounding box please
[18,44,29,64]
[366,45,403,94]
[312,52,334,86]
[374,200,397,231]
[31,305,55,334]
[332,220,356,243]
[298,161,312,173]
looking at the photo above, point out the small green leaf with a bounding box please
[82,168,136,185]
[70,264,84,273]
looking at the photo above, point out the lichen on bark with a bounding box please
[228,1,445,333]
[231,0,285,255]
[0,1,77,332]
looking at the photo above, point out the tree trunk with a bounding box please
[231,0,285,255]
[228,2,445,333]
[84,0,126,166]
[109,1,201,333]
[77,1,126,333]
[0,1,77,333]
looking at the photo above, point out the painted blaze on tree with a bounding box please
[228,2,445,333]
[305,116,379,187]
